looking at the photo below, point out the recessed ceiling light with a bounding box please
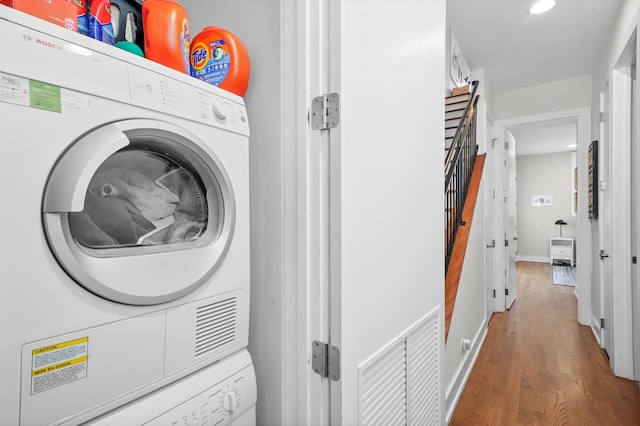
[530,0,556,15]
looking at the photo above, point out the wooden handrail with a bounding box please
[445,81,480,273]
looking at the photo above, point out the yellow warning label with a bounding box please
[32,356,88,377]
[32,337,88,356]
[30,337,89,395]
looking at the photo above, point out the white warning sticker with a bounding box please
[0,72,30,107]
[31,337,88,395]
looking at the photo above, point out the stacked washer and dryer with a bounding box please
[0,5,255,425]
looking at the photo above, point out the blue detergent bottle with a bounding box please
[67,0,89,36]
[89,0,115,45]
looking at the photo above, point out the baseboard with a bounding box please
[445,321,488,424]
[516,255,549,263]
[591,314,602,347]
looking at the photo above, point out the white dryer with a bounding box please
[0,6,254,425]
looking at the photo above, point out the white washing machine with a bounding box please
[0,6,255,425]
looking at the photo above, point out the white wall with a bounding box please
[472,68,494,153]
[516,152,575,261]
[181,1,286,424]
[493,75,592,120]
[592,0,640,135]
[444,189,487,421]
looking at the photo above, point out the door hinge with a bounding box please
[493,289,496,298]
[312,340,340,381]
[505,239,509,247]
[633,256,637,264]
[311,93,340,130]
[505,288,509,296]
[601,318,605,329]
[505,141,509,149]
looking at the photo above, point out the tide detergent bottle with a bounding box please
[190,26,250,96]
[89,0,115,45]
[67,0,89,36]
[142,0,191,74]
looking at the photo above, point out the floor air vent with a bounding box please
[195,297,237,357]
[358,307,441,425]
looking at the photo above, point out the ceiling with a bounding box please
[447,0,622,156]
[447,0,622,94]
[510,121,576,156]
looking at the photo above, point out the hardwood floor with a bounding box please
[449,261,640,425]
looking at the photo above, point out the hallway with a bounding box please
[450,261,640,425]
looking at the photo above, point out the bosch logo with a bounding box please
[36,38,62,51]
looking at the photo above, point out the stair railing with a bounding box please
[445,80,479,272]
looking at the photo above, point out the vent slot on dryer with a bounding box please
[195,297,237,357]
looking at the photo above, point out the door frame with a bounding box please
[282,0,332,423]
[606,34,637,378]
[599,81,614,360]
[484,117,496,317]
[631,60,640,381]
[630,59,640,380]
[493,107,591,324]
[505,129,517,309]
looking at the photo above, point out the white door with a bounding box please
[505,130,518,308]
[484,120,496,317]
[630,62,640,380]
[327,0,446,424]
[492,125,507,312]
[600,83,614,357]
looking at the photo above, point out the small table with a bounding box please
[550,237,575,266]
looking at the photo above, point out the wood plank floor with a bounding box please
[449,261,640,425]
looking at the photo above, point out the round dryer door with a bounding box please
[43,119,235,305]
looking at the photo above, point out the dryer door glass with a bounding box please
[68,149,215,249]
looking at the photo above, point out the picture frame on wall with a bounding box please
[531,195,553,206]
[450,29,471,87]
[588,140,598,219]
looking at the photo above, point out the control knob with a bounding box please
[222,390,238,414]
[211,99,229,120]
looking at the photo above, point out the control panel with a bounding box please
[89,351,256,426]
[147,371,250,426]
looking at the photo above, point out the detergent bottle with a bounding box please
[190,26,250,96]
[142,0,191,74]
[89,0,116,45]
[67,0,89,36]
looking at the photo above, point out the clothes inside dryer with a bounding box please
[70,150,215,248]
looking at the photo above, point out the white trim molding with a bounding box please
[445,321,488,424]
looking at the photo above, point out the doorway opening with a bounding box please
[493,107,591,325]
